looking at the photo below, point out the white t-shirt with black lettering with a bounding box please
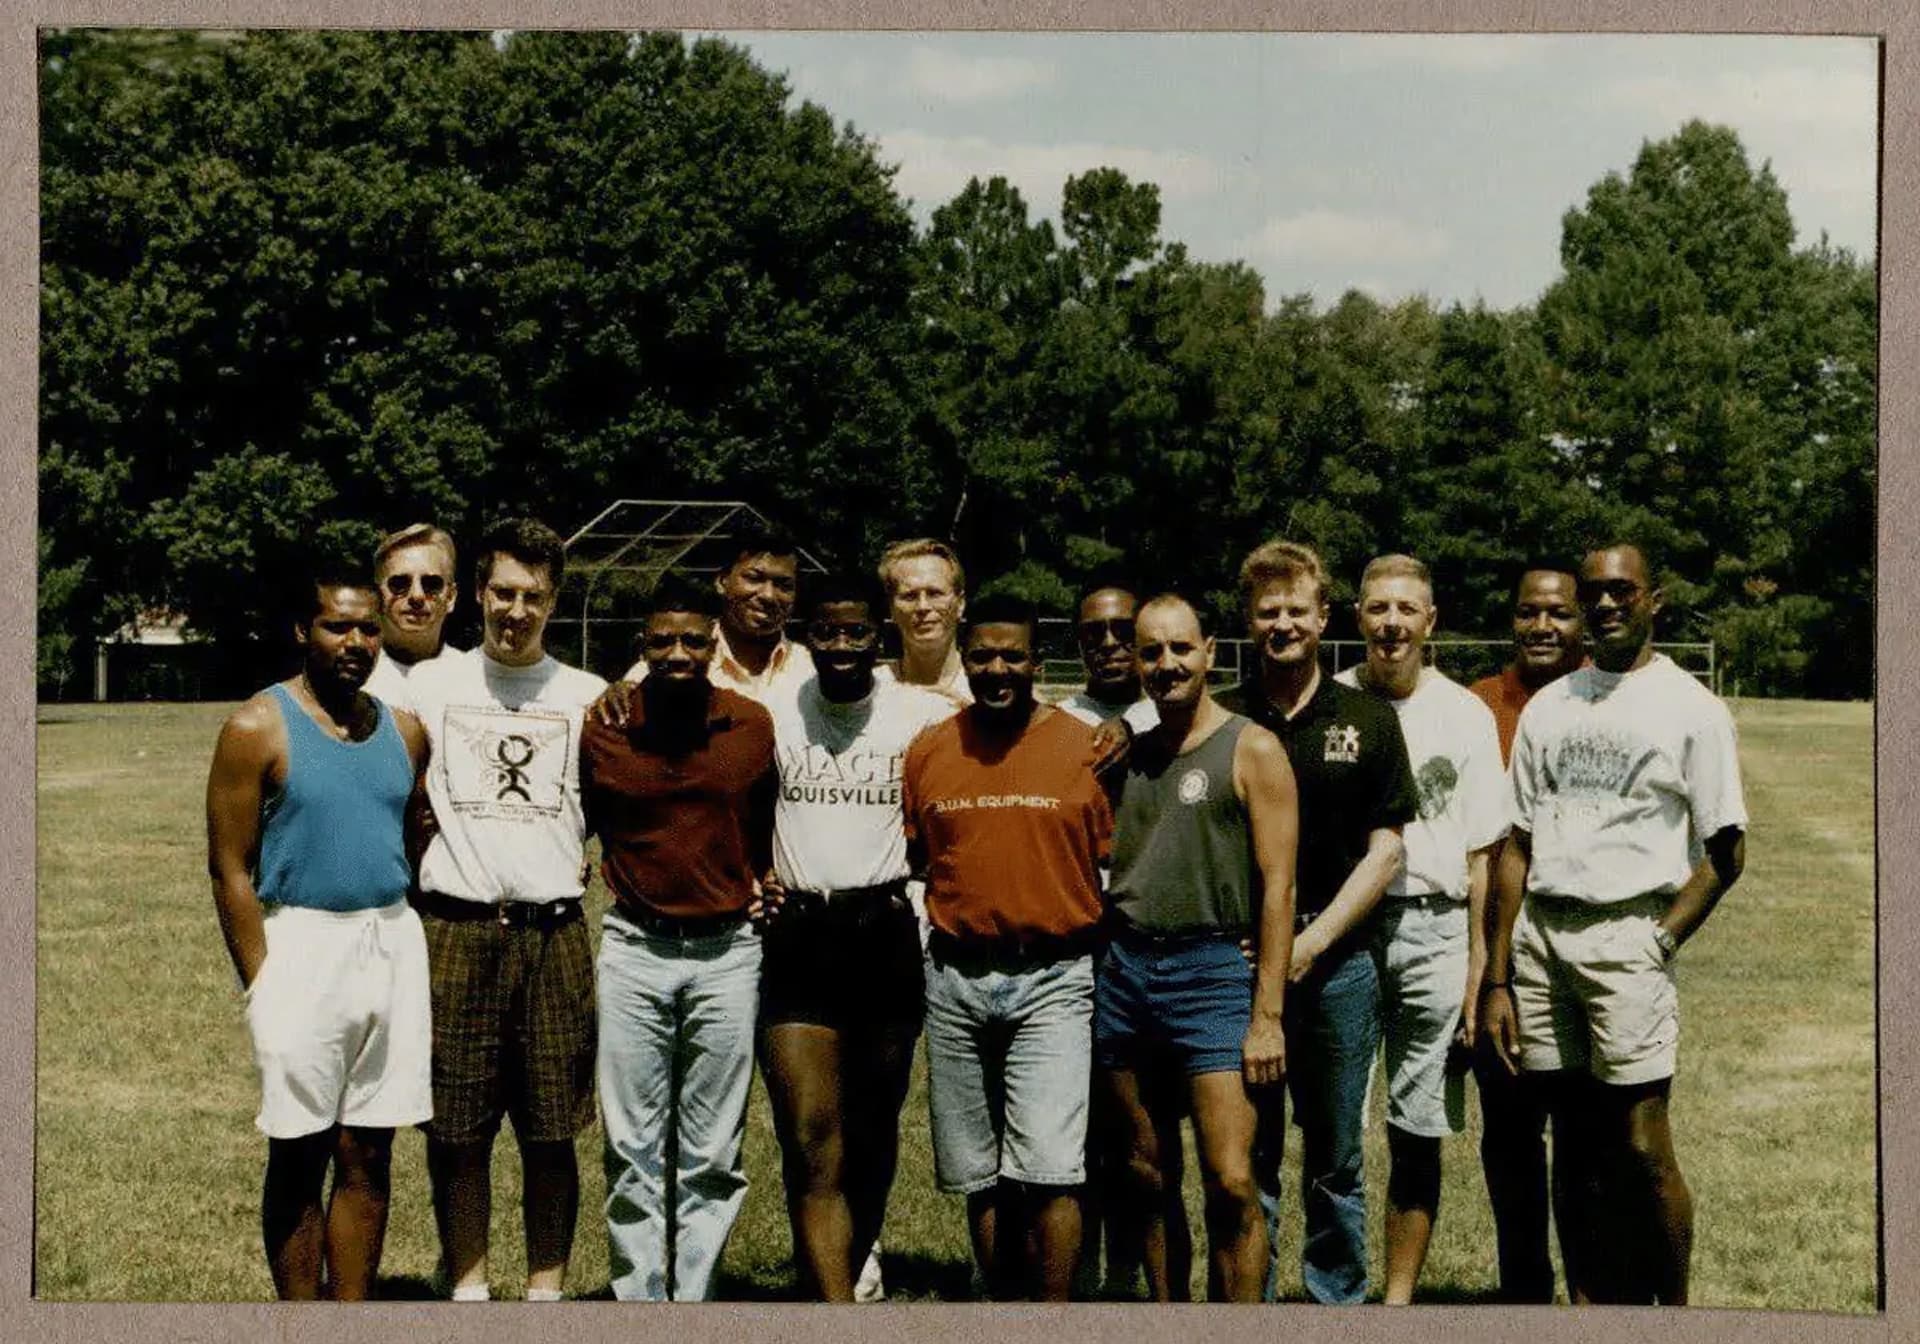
[768,676,956,894]
[1336,666,1508,899]
[408,648,607,905]
[1509,654,1747,905]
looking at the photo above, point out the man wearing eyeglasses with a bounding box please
[1483,543,1747,1304]
[366,524,462,714]
[580,575,779,1300]
[755,575,956,1299]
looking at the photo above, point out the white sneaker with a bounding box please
[854,1246,886,1303]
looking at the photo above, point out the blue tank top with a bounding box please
[256,683,415,912]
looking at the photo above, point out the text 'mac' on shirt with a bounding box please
[901,705,1112,945]
[1216,674,1419,921]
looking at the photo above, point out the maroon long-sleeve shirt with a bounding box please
[580,683,777,921]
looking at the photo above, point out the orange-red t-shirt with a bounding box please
[1468,665,1533,766]
[902,706,1111,943]
[1470,662,1594,764]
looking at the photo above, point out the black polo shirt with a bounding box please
[1217,672,1418,922]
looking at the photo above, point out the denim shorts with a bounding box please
[1374,898,1470,1137]
[1094,929,1253,1076]
[923,948,1095,1193]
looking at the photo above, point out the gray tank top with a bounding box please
[1109,714,1255,933]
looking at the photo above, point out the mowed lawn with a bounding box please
[34,698,1877,1307]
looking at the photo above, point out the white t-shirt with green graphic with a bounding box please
[1337,665,1508,900]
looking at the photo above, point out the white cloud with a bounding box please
[878,130,1228,216]
[898,44,1058,104]
[1599,65,1876,135]
[1236,210,1451,267]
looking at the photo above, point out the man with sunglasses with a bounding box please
[580,575,779,1300]
[366,524,462,713]
[755,575,956,1299]
[1483,543,1747,1304]
[1060,578,1160,736]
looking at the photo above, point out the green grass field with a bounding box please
[33,698,1878,1307]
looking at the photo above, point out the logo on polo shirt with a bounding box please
[1178,768,1209,804]
[1324,723,1362,763]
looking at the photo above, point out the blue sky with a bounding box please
[714,32,1879,310]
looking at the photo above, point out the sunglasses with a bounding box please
[385,574,448,597]
[1076,618,1136,645]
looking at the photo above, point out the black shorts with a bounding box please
[758,887,926,1034]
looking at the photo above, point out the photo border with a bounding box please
[6,2,1911,1341]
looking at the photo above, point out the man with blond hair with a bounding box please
[366,523,462,713]
[1334,554,1507,1303]
[1217,539,1418,1304]
[875,538,971,707]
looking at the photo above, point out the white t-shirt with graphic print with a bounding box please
[1337,665,1508,900]
[408,647,607,906]
[1509,653,1747,905]
[768,676,956,894]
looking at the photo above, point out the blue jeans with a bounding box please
[596,912,762,1301]
[923,949,1095,1192]
[1256,938,1379,1303]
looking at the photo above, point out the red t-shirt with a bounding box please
[580,684,777,920]
[902,705,1111,943]
[1469,662,1588,765]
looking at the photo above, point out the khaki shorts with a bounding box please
[1511,892,1678,1086]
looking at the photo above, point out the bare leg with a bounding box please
[761,1023,855,1300]
[427,1135,493,1296]
[1619,1080,1691,1304]
[1101,1065,1189,1301]
[1026,1184,1084,1302]
[1187,1071,1267,1302]
[1381,1125,1442,1304]
[844,1021,919,1285]
[324,1125,395,1300]
[521,1137,579,1296]
[966,1188,1005,1299]
[263,1130,334,1300]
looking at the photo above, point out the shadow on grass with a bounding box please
[374,1273,440,1300]
[866,1250,977,1302]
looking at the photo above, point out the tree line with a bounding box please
[38,29,1876,698]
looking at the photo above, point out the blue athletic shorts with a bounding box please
[1094,929,1253,1076]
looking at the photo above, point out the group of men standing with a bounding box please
[207,516,1746,1306]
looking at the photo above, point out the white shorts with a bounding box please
[1511,892,1678,1086]
[247,901,434,1139]
[1375,898,1469,1138]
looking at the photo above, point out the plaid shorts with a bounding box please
[417,896,597,1144]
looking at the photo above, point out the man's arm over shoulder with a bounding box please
[205,694,281,988]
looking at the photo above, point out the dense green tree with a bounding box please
[40,28,926,674]
[1536,120,1874,692]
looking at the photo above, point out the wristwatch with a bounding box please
[1652,924,1679,962]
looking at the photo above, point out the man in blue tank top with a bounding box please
[206,561,431,1299]
[1096,593,1299,1301]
